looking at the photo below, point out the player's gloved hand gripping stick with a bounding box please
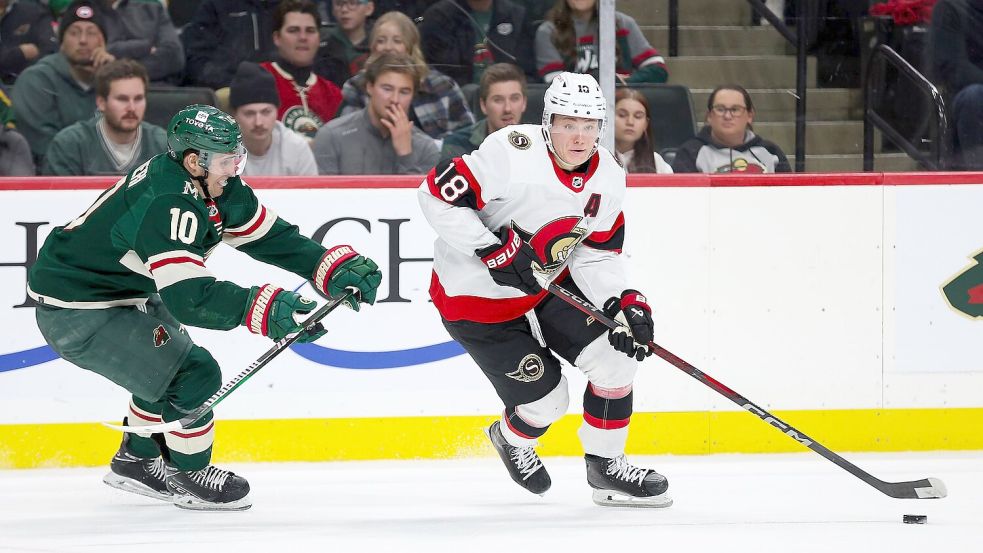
[102,289,356,436]
[542,279,948,501]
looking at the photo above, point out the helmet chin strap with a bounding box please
[185,159,213,200]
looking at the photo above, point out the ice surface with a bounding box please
[0,451,979,553]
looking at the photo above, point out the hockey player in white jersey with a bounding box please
[417,72,670,507]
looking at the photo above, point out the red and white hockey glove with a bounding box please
[475,226,543,295]
[312,245,382,311]
[603,290,654,361]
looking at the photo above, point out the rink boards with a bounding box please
[1,173,982,468]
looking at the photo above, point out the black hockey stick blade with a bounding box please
[545,281,948,500]
[102,289,356,436]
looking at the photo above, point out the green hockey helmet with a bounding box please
[167,104,247,176]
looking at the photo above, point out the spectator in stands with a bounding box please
[181,0,279,89]
[441,62,526,158]
[930,0,983,169]
[0,0,57,84]
[260,0,344,140]
[13,0,107,161]
[613,87,671,173]
[339,10,475,140]
[535,0,667,84]
[314,52,440,174]
[0,126,33,175]
[672,85,790,174]
[419,0,535,86]
[97,0,184,84]
[0,85,34,175]
[42,59,166,175]
[322,0,374,78]
[230,62,318,176]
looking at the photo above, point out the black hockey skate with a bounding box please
[102,435,174,502]
[585,454,672,508]
[165,465,251,511]
[484,420,551,495]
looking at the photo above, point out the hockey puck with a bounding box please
[903,514,927,524]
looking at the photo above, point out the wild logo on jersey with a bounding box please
[512,216,587,274]
[153,325,170,348]
[284,106,324,139]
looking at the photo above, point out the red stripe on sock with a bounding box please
[168,421,214,438]
[128,406,162,422]
[583,412,630,430]
[503,412,536,440]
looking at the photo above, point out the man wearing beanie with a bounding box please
[13,0,109,161]
[230,61,317,176]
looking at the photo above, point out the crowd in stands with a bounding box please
[22,0,983,176]
[0,0,686,177]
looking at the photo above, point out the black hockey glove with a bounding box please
[603,290,654,361]
[475,226,543,295]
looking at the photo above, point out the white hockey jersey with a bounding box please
[418,124,630,324]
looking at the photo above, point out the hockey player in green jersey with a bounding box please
[28,105,382,511]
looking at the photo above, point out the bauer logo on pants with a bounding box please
[506,354,544,382]
[153,325,170,348]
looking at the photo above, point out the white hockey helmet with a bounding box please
[541,72,607,160]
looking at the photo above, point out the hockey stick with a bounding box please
[102,289,356,436]
[546,281,947,500]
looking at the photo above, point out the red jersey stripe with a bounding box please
[148,257,206,272]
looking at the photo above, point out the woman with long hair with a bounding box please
[535,0,667,84]
[613,88,672,173]
[338,11,475,140]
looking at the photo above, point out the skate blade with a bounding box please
[102,472,174,503]
[591,488,673,508]
[171,494,252,511]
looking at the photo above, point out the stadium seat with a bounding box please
[624,84,696,152]
[145,86,219,128]
[460,83,479,116]
[521,83,548,126]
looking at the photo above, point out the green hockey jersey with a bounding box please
[28,153,327,330]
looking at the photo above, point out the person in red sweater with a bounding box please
[259,0,343,140]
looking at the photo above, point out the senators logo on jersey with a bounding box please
[513,216,588,274]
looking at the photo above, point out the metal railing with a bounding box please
[863,44,949,171]
[667,0,808,172]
